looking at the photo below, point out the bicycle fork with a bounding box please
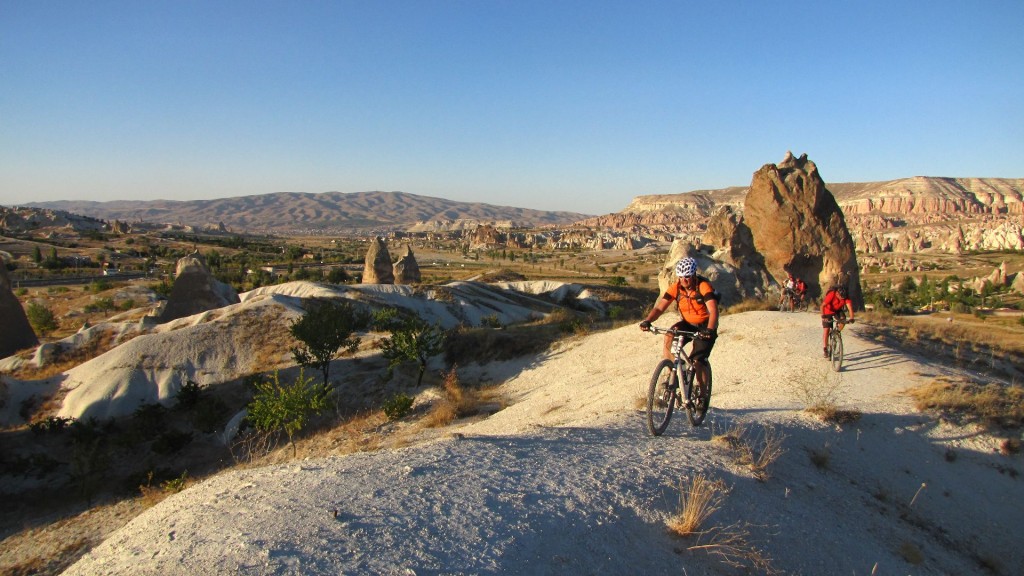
[676,361,694,408]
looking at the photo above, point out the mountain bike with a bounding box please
[779,290,795,312]
[825,316,853,371]
[644,327,713,435]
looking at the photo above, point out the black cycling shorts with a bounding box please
[669,320,716,362]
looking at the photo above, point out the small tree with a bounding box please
[289,300,367,385]
[26,302,58,336]
[247,369,329,456]
[374,309,447,387]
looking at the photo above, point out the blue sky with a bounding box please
[2,1,1021,215]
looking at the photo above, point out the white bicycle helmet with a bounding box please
[675,257,697,278]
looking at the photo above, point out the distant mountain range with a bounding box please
[18,177,1024,236]
[25,191,593,235]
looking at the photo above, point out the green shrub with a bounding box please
[91,297,116,312]
[607,276,628,286]
[192,397,230,433]
[174,379,203,410]
[151,430,194,455]
[374,309,447,387]
[480,314,502,328]
[383,393,414,421]
[26,302,58,336]
[290,300,367,384]
[89,279,112,293]
[247,369,330,456]
[29,416,75,435]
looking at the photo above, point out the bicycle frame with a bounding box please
[649,326,701,403]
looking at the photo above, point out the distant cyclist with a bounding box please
[639,257,719,391]
[821,284,855,357]
[794,276,808,307]
[780,273,797,308]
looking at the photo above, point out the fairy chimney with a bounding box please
[742,152,862,307]
[158,251,240,323]
[0,264,39,357]
[393,245,421,285]
[362,237,395,284]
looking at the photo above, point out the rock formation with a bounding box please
[1011,271,1024,295]
[158,252,240,323]
[656,239,764,306]
[362,237,395,284]
[469,225,504,250]
[0,264,39,357]
[393,245,421,285]
[742,152,861,306]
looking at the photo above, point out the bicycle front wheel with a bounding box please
[829,332,844,372]
[779,297,792,313]
[647,359,677,436]
[687,363,713,426]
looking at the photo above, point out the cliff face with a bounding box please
[603,176,1024,255]
[833,177,1024,216]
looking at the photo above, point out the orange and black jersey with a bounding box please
[662,278,717,325]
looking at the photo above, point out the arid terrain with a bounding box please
[2,172,1023,574]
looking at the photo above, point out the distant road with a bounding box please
[11,272,148,288]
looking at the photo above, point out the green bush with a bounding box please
[151,430,194,455]
[192,397,230,433]
[290,300,367,385]
[607,276,628,286]
[174,379,203,410]
[383,393,414,421]
[29,416,75,435]
[374,309,447,387]
[247,369,330,456]
[84,297,115,313]
[26,302,58,336]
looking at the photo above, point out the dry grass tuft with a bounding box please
[808,443,831,470]
[788,367,856,423]
[711,421,786,481]
[667,473,727,537]
[1000,438,1021,455]
[3,536,91,576]
[424,366,485,428]
[687,522,778,574]
[905,377,1024,429]
[806,405,863,425]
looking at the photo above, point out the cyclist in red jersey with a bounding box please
[821,285,855,357]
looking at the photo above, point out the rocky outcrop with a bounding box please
[109,220,131,235]
[742,153,861,306]
[393,245,421,285]
[0,264,39,357]
[468,225,504,250]
[158,252,240,323]
[1011,271,1024,295]
[834,177,1024,216]
[656,237,772,306]
[362,237,395,284]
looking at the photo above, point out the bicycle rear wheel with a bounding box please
[647,359,677,436]
[829,332,844,372]
[687,363,713,426]
[779,296,792,313]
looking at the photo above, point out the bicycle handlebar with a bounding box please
[646,326,703,338]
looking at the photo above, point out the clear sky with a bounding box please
[2,1,1021,215]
